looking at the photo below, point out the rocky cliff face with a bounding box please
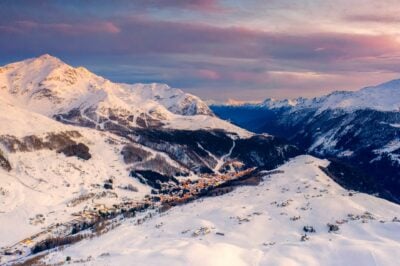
[0,149,11,171]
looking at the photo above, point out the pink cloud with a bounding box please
[3,17,399,62]
[345,14,400,24]
[1,1,400,101]
[15,20,38,29]
[135,0,222,12]
[196,69,221,80]
[10,20,121,35]
[1,16,400,102]
[0,25,21,33]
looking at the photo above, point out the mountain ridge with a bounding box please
[211,78,400,203]
[1,55,252,134]
[215,78,400,112]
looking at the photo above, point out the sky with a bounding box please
[1,0,400,102]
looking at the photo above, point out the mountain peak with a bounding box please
[363,78,400,91]
[314,78,400,112]
[29,54,64,66]
[37,53,59,60]
[0,56,240,133]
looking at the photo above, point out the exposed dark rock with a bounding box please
[46,131,82,148]
[327,223,340,232]
[121,145,151,164]
[120,184,138,192]
[31,235,85,254]
[54,108,98,128]
[139,154,188,177]
[231,135,301,170]
[0,131,81,153]
[303,225,316,233]
[319,160,389,199]
[300,234,309,242]
[103,183,113,190]
[133,128,233,157]
[58,143,91,160]
[130,170,179,190]
[136,113,164,128]
[0,149,11,171]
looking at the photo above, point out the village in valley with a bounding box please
[0,164,262,262]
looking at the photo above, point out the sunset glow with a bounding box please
[1,0,399,101]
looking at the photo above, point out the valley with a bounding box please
[0,55,398,265]
[211,81,400,204]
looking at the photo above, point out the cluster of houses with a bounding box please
[157,168,256,206]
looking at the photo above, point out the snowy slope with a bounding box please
[41,156,400,266]
[0,98,72,137]
[311,79,400,112]
[0,54,249,136]
[0,101,153,247]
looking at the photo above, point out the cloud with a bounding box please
[134,0,221,11]
[344,14,400,24]
[5,20,120,35]
[1,1,400,101]
[2,16,398,63]
[0,0,222,21]
[196,69,221,80]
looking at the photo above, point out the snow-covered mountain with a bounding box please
[0,55,302,264]
[242,79,400,112]
[0,54,214,116]
[211,79,400,203]
[0,54,251,134]
[29,156,400,266]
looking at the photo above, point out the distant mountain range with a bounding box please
[211,79,400,203]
